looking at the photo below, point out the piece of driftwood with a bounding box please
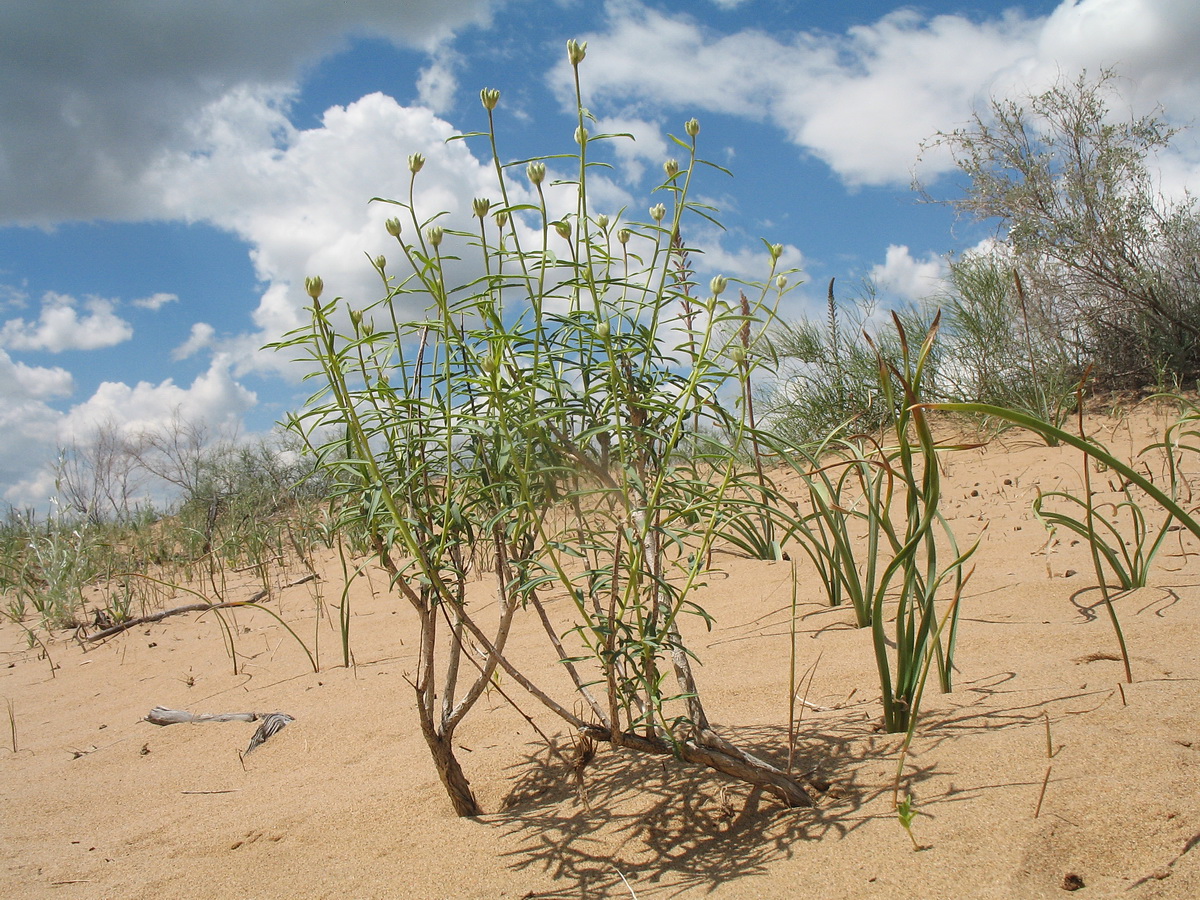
[144,706,295,754]
[145,706,260,725]
[84,574,318,642]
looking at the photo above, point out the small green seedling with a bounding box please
[897,793,924,851]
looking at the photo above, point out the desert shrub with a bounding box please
[171,430,331,571]
[276,41,814,815]
[762,278,943,443]
[0,423,330,634]
[0,502,100,628]
[939,253,1081,433]
[921,68,1200,391]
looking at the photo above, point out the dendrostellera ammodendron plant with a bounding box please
[277,40,810,814]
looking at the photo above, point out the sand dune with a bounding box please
[3,403,1199,899]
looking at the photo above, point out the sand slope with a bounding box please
[3,404,1199,899]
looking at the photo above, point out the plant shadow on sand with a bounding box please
[487,643,1158,900]
[489,717,931,899]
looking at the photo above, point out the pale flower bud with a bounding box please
[472,197,492,218]
[596,213,609,230]
[527,161,546,186]
[481,355,498,375]
[567,39,587,65]
[664,158,680,179]
[649,203,666,222]
[617,228,631,245]
[769,243,784,262]
[385,217,402,237]
[730,346,748,366]
[596,321,611,338]
[574,126,588,145]
[494,210,509,229]
[710,275,728,297]
[554,220,572,240]
[685,118,700,137]
[480,88,500,111]
[304,276,323,300]
[408,153,425,174]
[427,226,443,248]
[776,274,788,291]
[374,255,387,270]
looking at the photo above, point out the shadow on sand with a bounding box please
[488,661,1128,898]
[489,714,926,899]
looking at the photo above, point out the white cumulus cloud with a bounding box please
[59,354,257,443]
[416,48,462,113]
[146,91,524,375]
[0,348,73,401]
[0,292,134,352]
[0,349,72,505]
[870,244,947,301]
[593,116,669,184]
[0,350,260,508]
[0,0,498,226]
[132,292,179,311]
[554,0,1200,187]
[172,322,216,361]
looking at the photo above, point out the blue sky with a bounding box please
[2,0,1198,508]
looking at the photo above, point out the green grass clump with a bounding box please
[931,396,1200,683]
[778,314,977,733]
[0,429,331,639]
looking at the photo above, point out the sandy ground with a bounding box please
[3,402,1199,899]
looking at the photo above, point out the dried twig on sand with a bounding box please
[144,706,295,754]
[84,574,317,642]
